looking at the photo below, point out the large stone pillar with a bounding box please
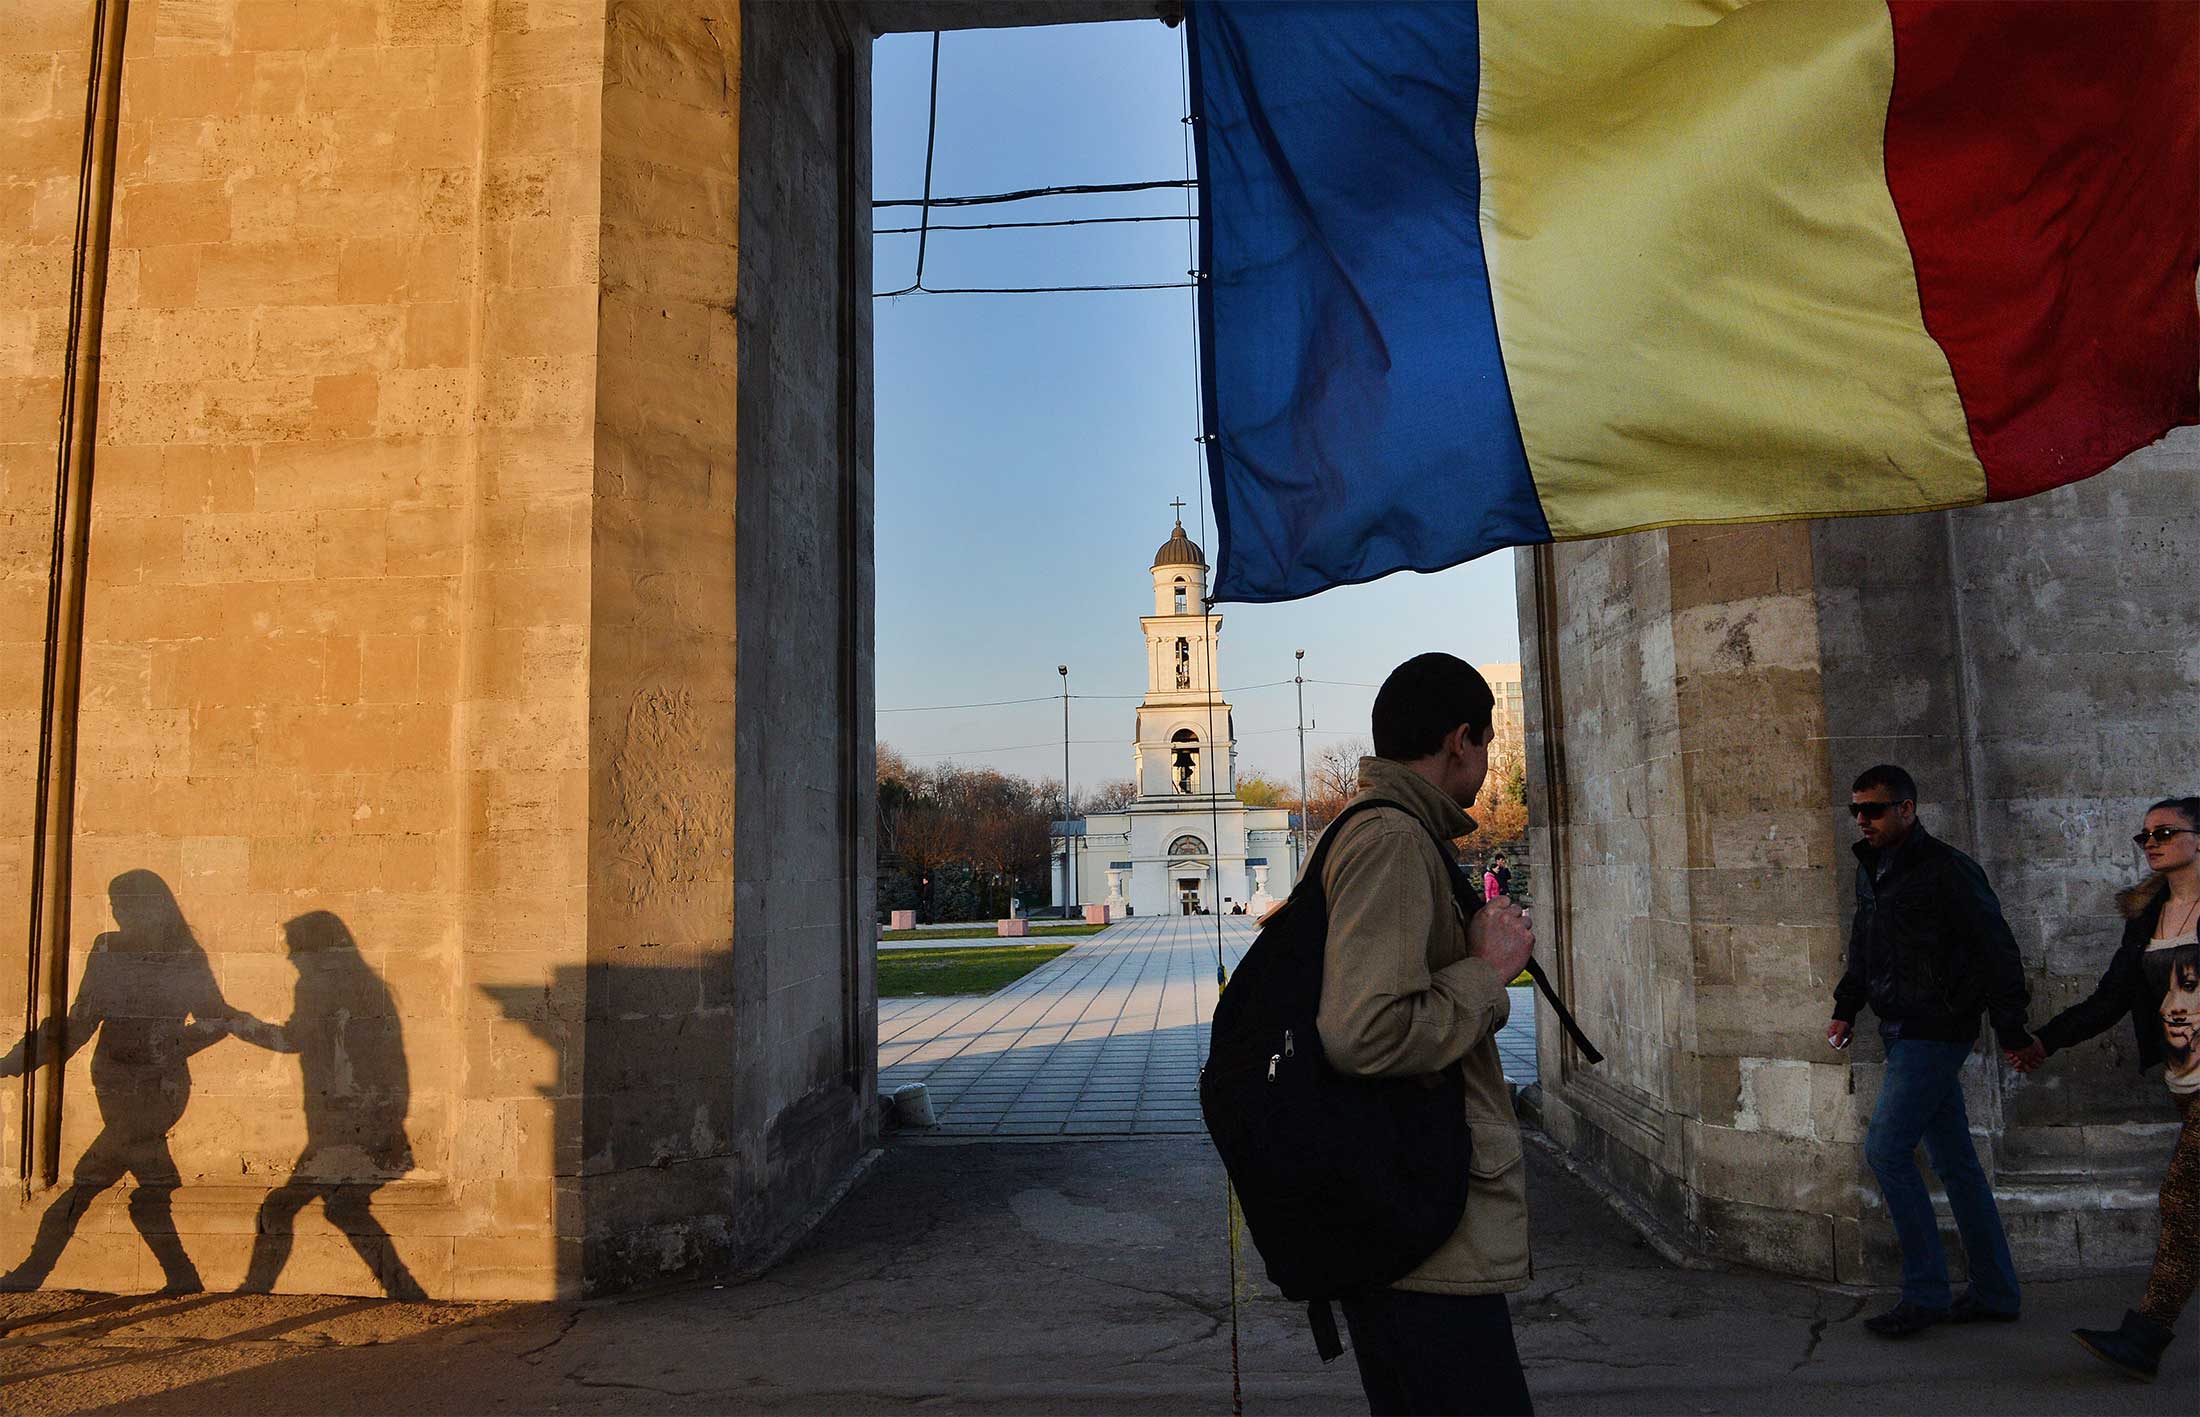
[1520,525,1859,1278]
[1,0,875,1301]
[1524,423,2200,1282]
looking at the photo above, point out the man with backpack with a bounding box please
[1316,654,1538,1414]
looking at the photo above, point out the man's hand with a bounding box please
[1826,1019,1853,1051]
[1467,899,1534,984]
[2005,1040,2047,1073]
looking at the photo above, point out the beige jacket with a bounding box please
[1314,756,1528,1295]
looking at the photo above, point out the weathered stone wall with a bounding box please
[1813,425,2200,1273]
[4,0,518,1298]
[1524,525,1858,1278]
[1662,524,1855,1276]
[1530,426,2200,1283]
[1,0,875,1302]
[728,0,877,1255]
[1520,532,1691,1224]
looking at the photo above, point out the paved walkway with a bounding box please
[6,1140,2187,1414]
[879,915,1539,1137]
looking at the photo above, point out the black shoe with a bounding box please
[1863,1301,1949,1338]
[2073,1310,2174,1381]
[1948,1293,2020,1324]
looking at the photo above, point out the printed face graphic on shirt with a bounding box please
[2165,950,2200,1063]
[2147,941,2200,1086]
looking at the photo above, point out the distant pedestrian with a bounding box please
[1316,654,1537,1414]
[1493,855,1513,899]
[1828,764,2033,1338]
[1482,862,1501,903]
[2008,795,2200,1379]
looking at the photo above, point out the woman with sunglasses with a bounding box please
[2009,795,2200,1380]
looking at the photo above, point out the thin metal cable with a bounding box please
[875,33,945,300]
[914,33,941,287]
[875,213,1192,236]
[874,177,1194,209]
[879,681,1293,714]
[898,737,1115,760]
[875,281,1194,298]
[1183,34,1241,1415]
[1177,27,1226,993]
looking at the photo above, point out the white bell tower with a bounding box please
[1136,503,1233,802]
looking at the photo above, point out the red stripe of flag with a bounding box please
[1884,0,2198,501]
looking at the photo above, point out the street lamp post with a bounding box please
[1294,650,1310,880]
[1059,664,1075,918]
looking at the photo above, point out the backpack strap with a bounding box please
[1422,824,1606,1066]
[1307,1297,1344,1363]
[1301,797,1606,1065]
[1296,797,1415,896]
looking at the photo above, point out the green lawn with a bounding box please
[879,923,1107,942]
[876,943,1079,998]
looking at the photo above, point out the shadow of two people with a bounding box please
[0,870,424,1299]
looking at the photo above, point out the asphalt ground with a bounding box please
[0,1135,2190,1415]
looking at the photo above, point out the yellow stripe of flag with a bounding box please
[1475,0,1985,539]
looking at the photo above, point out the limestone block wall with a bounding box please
[1661,524,1855,1276]
[1531,428,2199,1283]
[1814,426,2200,1273]
[1520,532,1691,1222]
[1,0,876,1301]
[727,0,876,1250]
[1523,525,1859,1279]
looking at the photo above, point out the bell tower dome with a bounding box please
[1150,501,1208,615]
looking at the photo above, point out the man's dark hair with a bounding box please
[1852,764,1918,803]
[1493,854,1505,864]
[1372,654,1495,760]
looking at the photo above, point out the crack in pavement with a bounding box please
[514,1308,582,1365]
[1791,1295,1866,1372]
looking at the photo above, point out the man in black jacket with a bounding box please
[1828,764,2034,1338]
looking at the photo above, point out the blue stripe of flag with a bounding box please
[1190,0,1551,604]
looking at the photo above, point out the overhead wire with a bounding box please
[1179,28,1244,1417]
[879,281,1195,297]
[899,737,1118,760]
[875,213,1193,236]
[873,177,1195,209]
[878,680,1296,713]
[869,53,1203,298]
[874,32,945,300]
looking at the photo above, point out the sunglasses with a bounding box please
[1848,801,1907,820]
[2133,826,2198,847]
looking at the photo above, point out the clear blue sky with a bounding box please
[872,20,1520,791]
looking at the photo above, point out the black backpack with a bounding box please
[1199,798,1602,1360]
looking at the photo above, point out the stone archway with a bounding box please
[7,0,2187,1306]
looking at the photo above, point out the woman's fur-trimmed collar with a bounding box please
[2120,873,2170,919]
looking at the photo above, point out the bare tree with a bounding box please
[1304,737,1368,835]
[1076,779,1138,814]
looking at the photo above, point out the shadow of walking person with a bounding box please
[238,911,426,1300]
[0,870,246,1293]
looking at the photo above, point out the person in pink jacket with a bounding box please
[1482,863,1501,903]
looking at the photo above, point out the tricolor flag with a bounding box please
[1189,1,2199,603]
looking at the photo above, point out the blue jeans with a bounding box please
[1864,1039,2021,1312]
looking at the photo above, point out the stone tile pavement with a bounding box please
[879,915,1539,1137]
